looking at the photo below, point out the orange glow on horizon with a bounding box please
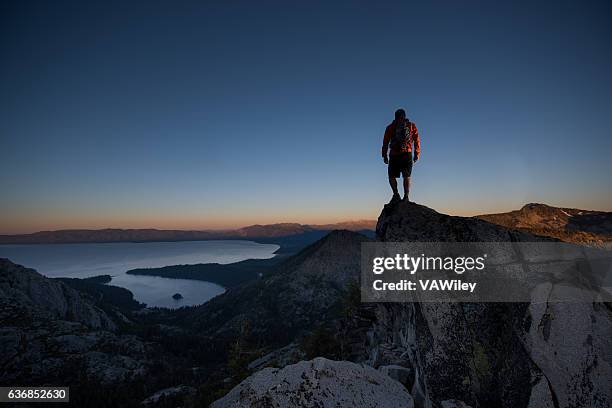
[2,199,610,235]
[0,209,379,235]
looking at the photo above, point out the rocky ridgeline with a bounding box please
[213,201,611,408]
[369,201,611,408]
[477,203,612,246]
[0,259,153,386]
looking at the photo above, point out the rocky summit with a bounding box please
[214,201,611,408]
[367,201,612,408]
[376,200,549,242]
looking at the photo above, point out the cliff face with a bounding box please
[0,258,116,330]
[370,201,612,408]
[0,259,153,387]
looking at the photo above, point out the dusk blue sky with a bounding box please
[1,1,611,233]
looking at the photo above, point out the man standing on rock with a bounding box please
[382,108,421,202]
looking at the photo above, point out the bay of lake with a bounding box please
[0,240,279,308]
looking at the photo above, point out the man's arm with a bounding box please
[412,123,421,162]
[382,126,390,164]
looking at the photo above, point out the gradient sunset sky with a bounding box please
[1,0,611,234]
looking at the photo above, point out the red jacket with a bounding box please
[382,119,421,157]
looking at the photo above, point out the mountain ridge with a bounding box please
[477,202,612,246]
[0,220,377,244]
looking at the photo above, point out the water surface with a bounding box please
[0,240,279,308]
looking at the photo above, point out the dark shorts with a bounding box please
[388,153,413,178]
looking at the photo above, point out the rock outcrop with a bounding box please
[0,259,153,386]
[141,385,197,407]
[0,258,116,330]
[369,201,612,408]
[376,201,548,243]
[211,357,414,408]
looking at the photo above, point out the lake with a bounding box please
[0,240,279,308]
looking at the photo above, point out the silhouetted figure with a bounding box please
[382,109,421,202]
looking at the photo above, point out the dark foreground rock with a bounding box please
[0,258,117,331]
[141,385,196,407]
[0,259,172,403]
[211,357,414,408]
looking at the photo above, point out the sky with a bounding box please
[1,0,611,234]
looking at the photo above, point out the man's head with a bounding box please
[394,108,406,121]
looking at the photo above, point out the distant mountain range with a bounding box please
[0,220,377,244]
[3,203,611,246]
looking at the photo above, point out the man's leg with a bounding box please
[403,176,410,200]
[402,153,413,201]
[389,175,399,196]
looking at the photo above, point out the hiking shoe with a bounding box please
[403,195,410,202]
[390,193,401,203]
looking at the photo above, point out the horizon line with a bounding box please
[0,218,379,236]
[2,200,611,236]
